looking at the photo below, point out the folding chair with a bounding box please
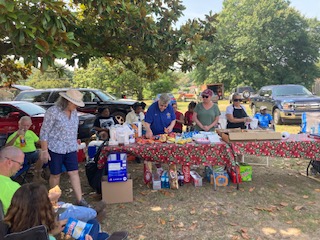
[10,157,32,184]
[0,200,4,221]
[0,222,49,240]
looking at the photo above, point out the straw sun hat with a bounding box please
[59,89,85,107]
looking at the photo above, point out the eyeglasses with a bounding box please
[6,157,24,167]
[202,95,209,99]
[233,99,242,102]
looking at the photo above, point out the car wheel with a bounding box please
[273,109,283,125]
[242,90,251,99]
[251,104,256,115]
[113,111,126,125]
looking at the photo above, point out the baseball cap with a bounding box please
[202,89,213,97]
[260,106,267,111]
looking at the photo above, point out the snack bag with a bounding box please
[62,218,93,240]
[182,165,191,183]
[169,164,179,190]
[49,185,62,207]
[144,161,152,185]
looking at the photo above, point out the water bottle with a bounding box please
[178,172,184,186]
[161,173,166,189]
[165,173,170,188]
[301,112,306,133]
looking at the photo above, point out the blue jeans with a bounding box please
[58,203,97,222]
[87,219,109,240]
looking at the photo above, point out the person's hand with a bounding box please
[85,235,93,240]
[17,129,25,136]
[145,130,153,139]
[41,150,51,163]
[244,117,252,123]
[50,219,67,236]
[203,125,210,132]
[48,191,61,205]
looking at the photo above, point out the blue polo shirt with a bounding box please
[145,102,176,135]
[254,113,273,128]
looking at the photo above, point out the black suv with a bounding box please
[14,88,137,124]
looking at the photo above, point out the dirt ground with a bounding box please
[57,156,320,240]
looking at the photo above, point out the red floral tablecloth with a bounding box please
[98,142,235,169]
[229,134,320,160]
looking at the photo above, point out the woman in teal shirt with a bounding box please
[193,89,221,131]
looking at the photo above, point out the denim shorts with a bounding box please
[48,150,78,175]
[25,150,40,164]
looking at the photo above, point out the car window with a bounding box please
[80,91,96,102]
[94,90,113,101]
[0,105,17,117]
[17,102,46,115]
[16,91,50,102]
[238,86,254,92]
[273,85,312,97]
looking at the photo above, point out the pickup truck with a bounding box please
[250,84,320,125]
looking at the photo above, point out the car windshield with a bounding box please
[94,90,117,101]
[273,85,313,97]
[16,102,46,115]
[238,86,254,92]
[15,91,50,102]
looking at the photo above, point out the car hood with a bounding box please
[274,95,320,102]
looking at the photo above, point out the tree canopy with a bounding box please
[0,0,204,84]
[191,0,320,90]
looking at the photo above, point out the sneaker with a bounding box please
[93,200,106,213]
[108,231,128,240]
[77,198,92,208]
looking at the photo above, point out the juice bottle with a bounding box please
[20,135,26,147]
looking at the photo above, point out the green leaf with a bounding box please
[52,50,69,59]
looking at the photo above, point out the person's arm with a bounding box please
[208,116,220,129]
[40,108,57,161]
[144,122,153,139]
[226,106,250,123]
[192,112,205,130]
[176,113,184,124]
[5,130,23,147]
[165,119,176,133]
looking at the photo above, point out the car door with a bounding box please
[0,105,20,135]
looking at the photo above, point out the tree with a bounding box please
[26,66,73,88]
[192,0,320,90]
[0,0,203,84]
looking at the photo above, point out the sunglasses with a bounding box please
[202,95,209,99]
[233,99,242,102]
[6,157,24,167]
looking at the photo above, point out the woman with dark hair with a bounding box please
[125,102,145,124]
[4,183,109,240]
[40,89,89,207]
[4,183,66,240]
[93,107,118,140]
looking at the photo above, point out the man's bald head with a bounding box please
[0,146,24,162]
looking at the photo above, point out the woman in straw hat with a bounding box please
[40,89,90,207]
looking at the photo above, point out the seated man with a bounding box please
[5,116,46,182]
[0,146,99,221]
[254,106,274,129]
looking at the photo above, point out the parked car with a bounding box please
[0,101,95,145]
[229,86,255,103]
[154,93,177,104]
[0,85,34,101]
[14,88,137,124]
[250,84,320,125]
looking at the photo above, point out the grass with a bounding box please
[143,99,301,134]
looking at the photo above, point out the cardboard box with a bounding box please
[239,163,252,181]
[107,153,127,182]
[190,170,202,187]
[216,129,281,142]
[101,176,133,204]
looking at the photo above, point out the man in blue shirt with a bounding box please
[254,106,274,129]
[144,93,176,138]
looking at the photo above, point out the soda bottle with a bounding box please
[165,173,170,188]
[20,135,26,147]
[161,172,166,189]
